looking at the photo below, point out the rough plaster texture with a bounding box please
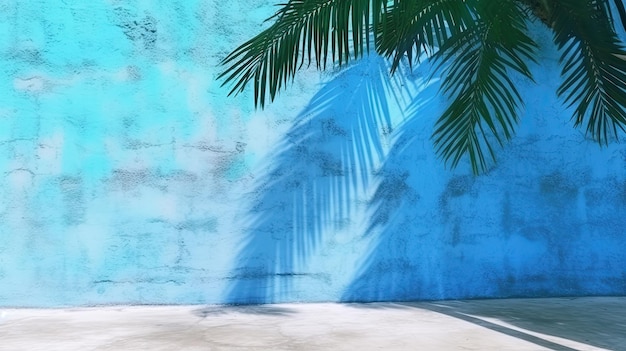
[0,1,625,307]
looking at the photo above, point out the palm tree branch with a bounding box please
[615,0,626,31]
[432,0,537,174]
[599,0,626,32]
[374,0,477,73]
[551,0,626,144]
[218,0,383,108]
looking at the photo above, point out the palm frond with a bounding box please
[218,0,382,108]
[615,0,626,31]
[551,0,626,144]
[432,0,537,174]
[374,0,476,73]
[603,0,626,32]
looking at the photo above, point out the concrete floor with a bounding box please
[0,297,624,351]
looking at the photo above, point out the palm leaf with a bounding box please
[432,0,537,174]
[374,0,477,72]
[550,0,626,144]
[602,0,626,32]
[218,0,383,108]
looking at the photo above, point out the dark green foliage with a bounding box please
[219,0,626,174]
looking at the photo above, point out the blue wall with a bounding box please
[0,1,625,307]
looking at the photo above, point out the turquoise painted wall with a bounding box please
[1,1,625,307]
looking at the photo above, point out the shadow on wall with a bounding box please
[341,81,446,301]
[223,56,421,304]
[223,37,626,304]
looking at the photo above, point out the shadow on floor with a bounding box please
[192,304,297,318]
[372,297,626,351]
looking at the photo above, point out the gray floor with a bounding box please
[0,297,624,350]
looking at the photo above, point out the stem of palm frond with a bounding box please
[518,0,551,24]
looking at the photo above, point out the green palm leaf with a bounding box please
[219,0,626,174]
[550,0,626,144]
[432,1,537,174]
[218,0,382,108]
[375,0,476,72]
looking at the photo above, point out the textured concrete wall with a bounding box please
[1,1,625,307]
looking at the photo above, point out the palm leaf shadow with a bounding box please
[341,78,447,302]
[224,56,417,303]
